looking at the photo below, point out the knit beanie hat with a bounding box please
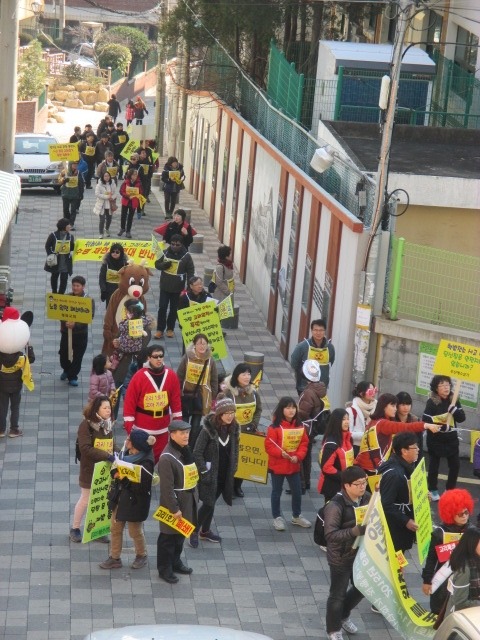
[129,428,156,452]
[215,395,235,417]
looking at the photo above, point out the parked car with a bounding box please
[14,134,63,193]
[82,625,274,640]
[433,606,480,639]
[66,42,97,69]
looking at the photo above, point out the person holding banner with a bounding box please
[157,420,198,583]
[421,488,474,614]
[98,243,128,306]
[70,396,115,543]
[161,157,185,219]
[111,122,129,177]
[324,465,370,640]
[290,319,335,394]
[156,209,194,250]
[45,218,74,294]
[445,526,480,613]
[345,381,377,457]
[355,393,438,475]
[190,396,240,547]
[138,148,153,208]
[118,169,143,239]
[378,431,421,553]
[177,333,219,449]
[123,344,183,462]
[95,151,120,184]
[154,236,194,339]
[211,245,235,303]
[265,397,311,531]
[423,375,466,501]
[224,363,263,497]
[79,133,97,189]
[99,428,155,570]
[317,409,354,502]
[58,161,85,228]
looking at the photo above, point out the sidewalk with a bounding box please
[1,105,433,639]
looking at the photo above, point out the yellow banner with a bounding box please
[183,463,199,489]
[84,145,95,157]
[235,401,255,426]
[144,391,168,411]
[49,143,80,162]
[177,301,227,361]
[93,438,113,454]
[433,339,480,383]
[46,293,93,324]
[165,259,180,275]
[106,166,118,177]
[217,295,234,320]
[367,474,381,493]
[115,461,142,483]
[281,427,304,453]
[128,318,144,338]
[151,234,164,260]
[138,194,147,208]
[120,139,141,161]
[410,458,432,564]
[106,269,121,284]
[152,506,195,537]
[73,238,162,268]
[66,176,78,188]
[126,186,139,197]
[235,433,268,483]
[22,356,34,391]
[470,430,480,463]
[185,360,209,385]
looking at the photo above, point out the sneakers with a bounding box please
[0,431,6,438]
[69,528,82,543]
[99,556,122,570]
[118,229,125,236]
[126,232,132,238]
[273,517,286,531]
[99,234,104,239]
[166,329,175,338]
[68,380,79,387]
[291,515,311,528]
[199,530,221,543]
[105,230,111,237]
[60,372,68,381]
[154,331,164,339]
[189,532,199,548]
[430,490,440,501]
[131,555,148,569]
[8,428,23,438]
[328,632,345,640]
[342,617,358,634]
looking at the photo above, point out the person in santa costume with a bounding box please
[123,343,182,462]
[0,307,35,438]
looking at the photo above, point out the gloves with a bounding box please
[106,454,115,463]
[447,404,458,415]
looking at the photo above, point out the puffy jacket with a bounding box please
[324,489,370,567]
[378,454,416,552]
[265,419,309,475]
[223,376,263,433]
[423,392,465,456]
[317,431,353,500]
[155,246,195,294]
[176,344,218,416]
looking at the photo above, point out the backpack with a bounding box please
[314,493,344,547]
[473,438,480,478]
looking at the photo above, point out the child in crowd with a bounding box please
[112,300,151,368]
[89,354,116,402]
[265,397,311,531]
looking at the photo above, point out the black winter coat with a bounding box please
[379,454,416,552]
[112,452,154,522]
[193,413,239,508]
[155,246,194,293]
[324,489,370,567]
[0,350,35,394]
[423,392,465,456]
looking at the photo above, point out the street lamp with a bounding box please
[31,2,41,36]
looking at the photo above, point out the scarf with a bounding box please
[120,448,152,465]
[88,418,113,435]
[219,258,233,269]
[356,397,377,422]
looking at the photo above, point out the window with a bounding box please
[455,26,478,75]
[426,11,443,55]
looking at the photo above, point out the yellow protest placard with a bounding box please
[151,151,159,164]
[106,166,118,178]
[185,360,209,385]
[45,293,93,324]
[152,506,195,537]
[83,462,112,543]
[151,234,165,260]
[94,438,113,454]
[49,143,80,162]
[144,391,168,412]
[235,433,268,483]
[281,427,304,452]
[128,319,144,338]
[22,356,34,391]
[115,461,142,483]
[120,139,141,161]
[165,259,180,275]
[66,176,78,188]
[307,345,329,364]
[106,269,121,284]
[55,240,71,254]
[73,239,157,267]
[411,458,432,564]
[138,194,147,209]
[433,339,480,383]
[84,145,95,157]
[177,301,227,361]
[217,295,234,320]
[169,170,181,182]
[367,474,381,493]
[470,430,480,463]
[126,186,139,197]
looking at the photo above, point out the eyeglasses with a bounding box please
[351,480,367,487]
[150,354,164,360]
[456,510,469,517]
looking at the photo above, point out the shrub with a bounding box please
[17,40,47,100]
[19,32,34,46]
[63,63,86,83]
[97,26,150,62]
[97,43,131,76]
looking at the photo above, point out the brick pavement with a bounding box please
[0,105,423,639]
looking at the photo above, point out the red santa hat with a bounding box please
[1,307,20,322]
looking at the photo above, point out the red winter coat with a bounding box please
[120,177,143,209]
[317,430,353,498]
[265,419,309,475]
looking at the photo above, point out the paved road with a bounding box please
[1,104,479,640]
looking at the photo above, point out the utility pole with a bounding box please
[155,4,166,156]
[352,0,415,383]
[0,0,20,265]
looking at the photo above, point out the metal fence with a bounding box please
[386,236,480,333]
[110,67,125,84]
[266,40,305,122]
[194,44,376,226]
[146,48,158,71]
[37,87,46,111]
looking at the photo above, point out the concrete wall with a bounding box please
[16,99,48,134]
[374,316,480,457]
[110,67,157,105]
